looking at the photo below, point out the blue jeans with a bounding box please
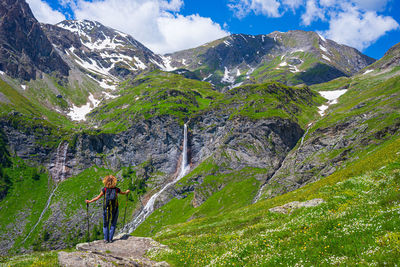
[103,206,119,241]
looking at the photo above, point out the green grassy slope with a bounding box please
[308,67,400,144]
[133,165,265,236]
[89,70,324,132]
[0,78,78,131]
[0,161,140,255]
[147,136,400,266]
[88,70,220,132]
[130,68,400,266]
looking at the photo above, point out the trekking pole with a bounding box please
[122,192,129,231]
[86,198,90,242]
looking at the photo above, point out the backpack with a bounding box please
[103,187,118,211]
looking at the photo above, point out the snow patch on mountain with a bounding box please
[318,33,326,42]
[133,56,147,70]
[319,45,328,53]
[224,40,232,47]
[221,67,235,83]
[98,79,117,90]
[157,56,175,71]
[229,82,243,90]
[363,69,374,75]
[318,89,348,116]
[67,93,101,121]
[72,52,114,78]
[58,20,93,41]
[103,91,118,99]
[290,65,300,73]
[322,55,331,62]
[83,35,123,50]
[203,74,213,81]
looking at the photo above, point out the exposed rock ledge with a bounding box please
[269,198,324,214]
[58,236,169,267]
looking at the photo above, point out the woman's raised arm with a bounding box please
[85,191,104,204]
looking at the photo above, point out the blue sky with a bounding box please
[28,0,400,58]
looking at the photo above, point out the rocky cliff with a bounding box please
[257,63,400,200]
[0,0,69,81]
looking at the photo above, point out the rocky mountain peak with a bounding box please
[0,0,69,81]
[43,19,169,87]
[167,30,375,89]
[362,42,400,71]
[56,20,144,52]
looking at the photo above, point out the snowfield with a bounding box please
[318,89,348,116]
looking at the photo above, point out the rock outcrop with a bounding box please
[58,236,169,267]
[269,198,325,214]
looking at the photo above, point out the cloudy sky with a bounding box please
[27,0,400,58]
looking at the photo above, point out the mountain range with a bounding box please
[0,0,399,265]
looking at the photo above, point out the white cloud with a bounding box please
[26,0,66,24]
[352,0,390,11]
[251,0,282,17]
[66,0,228,54]
[229,0,282,18]
[282,0,304,11]
[319,0,335,7]
[228,0,399,51]
[301,0,325,26]
[323,7,399,50]
[156,14,229,54]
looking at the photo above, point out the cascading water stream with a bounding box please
[253,121,313,203]
[125,124,189,234]
[23,142,68,243]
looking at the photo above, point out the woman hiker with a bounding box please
[85,175,130,243]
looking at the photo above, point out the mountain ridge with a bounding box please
[166,30,375,89]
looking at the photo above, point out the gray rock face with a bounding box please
[258,117,366,199]
[0,116,55,164]
[257,111,400,200]
[269,198,324,214]
[0,0,69,81]
[58,236,169,267]
[190,114,303,172]
[69,116,182,176]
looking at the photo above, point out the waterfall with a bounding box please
[23,142,68,244]
[22,184,59,244]
[124,123,189,233]
[253,182,266,203]
[51,142,69,182]
[299,122,313,148]
[178,123,189,179]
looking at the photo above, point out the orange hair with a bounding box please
[103,175,117,188]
